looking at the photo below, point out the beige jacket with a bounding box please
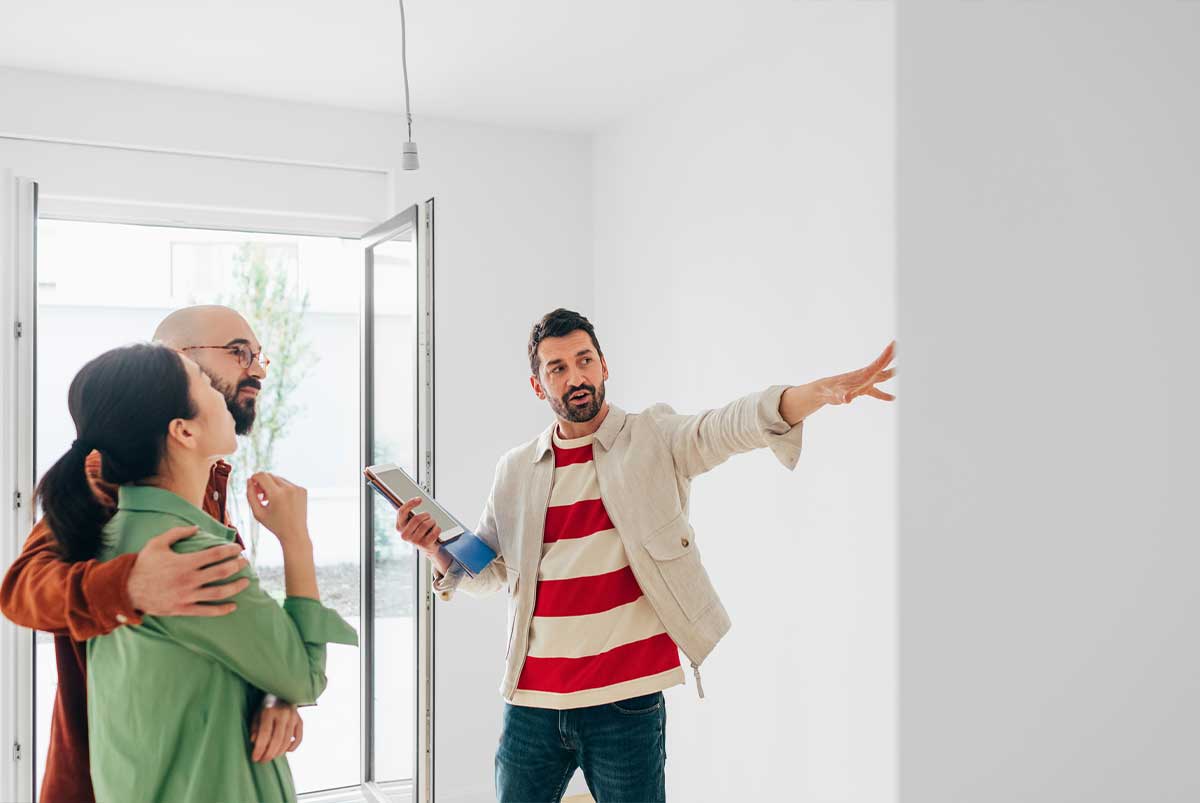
[432,385,805,700]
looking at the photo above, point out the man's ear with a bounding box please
[530,374,547,400]
[601,355,609,382]
[166,418,197,450]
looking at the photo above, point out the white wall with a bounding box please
[592,4,895,802]
[0,66,593,802]
[897,3,1200,802]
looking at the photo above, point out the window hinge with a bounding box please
[12,741,22,762]
[13,321,22,339]
[12,491,21,510]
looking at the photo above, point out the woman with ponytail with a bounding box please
[36,342,356,803]
[37,342,204,564]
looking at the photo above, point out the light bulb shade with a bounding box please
[401,141,420,171]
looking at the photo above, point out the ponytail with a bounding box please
[35,440,111,561]
[34,343,198,562]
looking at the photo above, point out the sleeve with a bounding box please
[645,385,806,479]
[149,532,358,706]
[431,460,508,602]
[0,518,142,640]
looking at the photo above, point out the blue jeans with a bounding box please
[495,692,667,803]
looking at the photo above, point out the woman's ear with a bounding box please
[166,417,197,450]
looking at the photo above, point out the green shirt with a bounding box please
[87,485,358,803]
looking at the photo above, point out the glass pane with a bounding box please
[370,231,418,782]
[33,219,362,796]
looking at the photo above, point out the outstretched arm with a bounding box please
[650,340,897,479]
[780,340,897,424]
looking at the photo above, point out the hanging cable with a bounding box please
[398,0,419,170]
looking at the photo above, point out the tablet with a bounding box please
[363,464,498,577]
[363,463,466,541]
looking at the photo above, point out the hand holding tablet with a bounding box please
[393,498,452,572]
[364,463,498,577]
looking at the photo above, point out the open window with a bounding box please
[0,169,436,803]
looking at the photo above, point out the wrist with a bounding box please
[780,382,826,425]
[281,536,314,558]
[429,546,453,575]
[124,554,144,610]
[278,527,312,545]
[109,552,146,621]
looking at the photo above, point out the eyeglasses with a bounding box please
[181,344,270,370]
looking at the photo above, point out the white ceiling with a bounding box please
[0,0,805,132]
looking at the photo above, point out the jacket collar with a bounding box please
[87,452,232,512]
[211,459,232,483]
[531,403,628,463]
[116,484,238,541]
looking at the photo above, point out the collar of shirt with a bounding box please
[206,460,232,520]
[86,451,233,513]
[116,484,238,542]
[532,403,628,464]
[210,459,232,487]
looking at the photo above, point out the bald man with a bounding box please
[0,305,304,803]
[155,305,267,436]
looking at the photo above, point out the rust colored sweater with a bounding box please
[0,452,236,803]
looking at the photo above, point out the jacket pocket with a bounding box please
[643,513,717,621]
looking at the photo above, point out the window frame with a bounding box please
[360,200,436,802]
[0,186,435,803]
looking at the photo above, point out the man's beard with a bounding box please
[549,381,605,423]
[204,369,260,436]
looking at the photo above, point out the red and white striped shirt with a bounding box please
[511,429,684,709]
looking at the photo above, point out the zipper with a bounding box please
[592,449,709,701]
[503,581,519,660]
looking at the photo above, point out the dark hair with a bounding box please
[527,308,604,376]
[35,343,197,562]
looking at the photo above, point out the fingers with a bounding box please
[394,498,422,529]
[191,578,251,602]
[400,513,438,548]
[177,602,238,617]
[260,711,291,762]
[415,517,438,547]
[246,478,268,512]
[272,474,299,490]
[877,340,895,366]
[408,516,442,554]
[249,473,282,502]
[399,512,429,542]
[249,709,261,747]
[865,386,896,401]
[420,525,443,552]
[288,715,303,752]
[864,341,895,374]
[875,367,896,383]
[188,543,245,569]
[194,557,250,585]
[251,710,278,763]
[145,525,200,550]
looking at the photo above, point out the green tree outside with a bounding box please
[216,242,316,566]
